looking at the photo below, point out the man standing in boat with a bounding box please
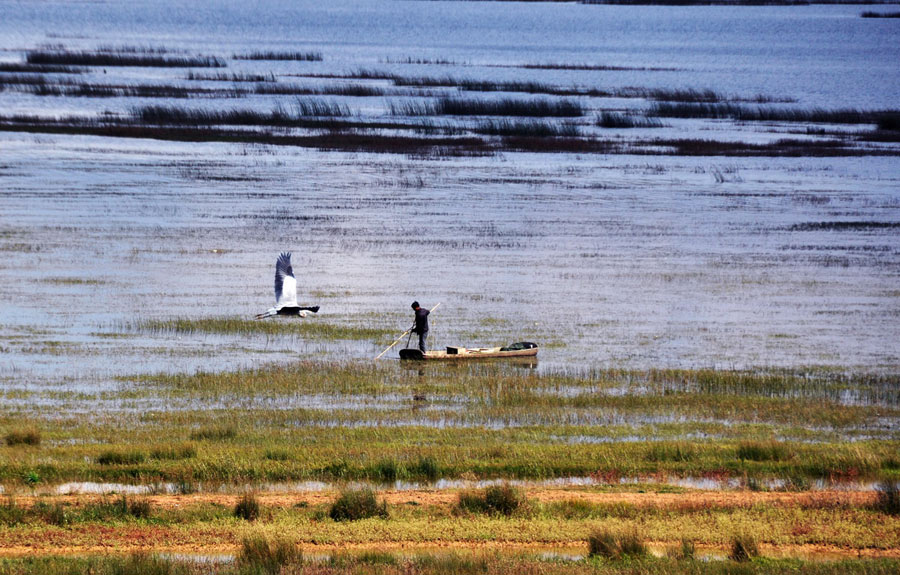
[410,301,430,353]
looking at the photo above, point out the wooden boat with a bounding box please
[399,341,538,361]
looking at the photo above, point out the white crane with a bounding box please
[254,252,320,319]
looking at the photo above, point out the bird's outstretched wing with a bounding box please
[274,252,298,308]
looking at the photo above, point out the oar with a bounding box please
[374,302,441,360]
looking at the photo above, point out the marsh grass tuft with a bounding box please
[329,488,388,521]
[264,448,291,462]
[150,442,196,460]
[190,426,236,441]
[730,534,760,562]
[238,535,301,574]
[588,529,648,559]
[128,498,152,519]
[598,112,664,128]
[410,456,440,481]
[476,119,580,137]
[666,538,696,560]
[96,450,146,465]
[372,458,403,483]
[874,481,900,515]
[457,484,526,516]
[4,429,41,446]
[234,493,261,521]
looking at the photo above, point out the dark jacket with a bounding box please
[413,307,430,333]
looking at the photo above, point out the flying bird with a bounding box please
[255,252,320,319]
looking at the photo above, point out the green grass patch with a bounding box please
[134,316,394,341]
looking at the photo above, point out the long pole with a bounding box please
[374,302,441,360]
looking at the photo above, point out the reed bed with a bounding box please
[391,75,561,94]
[25,50,225,68]
[254,83,387,96]
[475,119,581,137]
[650,103,898,125]
[512,62,678,71]
[134,316,393,341]
[233,50,323,61]
[788,221,900,232]
[383,56,463,65]
[0,116,492,155]
[0,112,892,157]
[877,113,900,131]
[30,83,223,99]
[135,100,351,125]
[0,74,244,98]
[861,11,900,18]
[186,71,275,82]
[0,62,83,73]
[297,70,787,102]
[597,112,664,128]
[390,97,584,117]
[0,74,52,86]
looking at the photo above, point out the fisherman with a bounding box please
[410,301,430,353]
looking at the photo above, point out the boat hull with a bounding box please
[399,345,538,361]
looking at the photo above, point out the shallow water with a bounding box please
[0,1,898,402]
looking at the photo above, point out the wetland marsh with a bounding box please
[1,0,899,571]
